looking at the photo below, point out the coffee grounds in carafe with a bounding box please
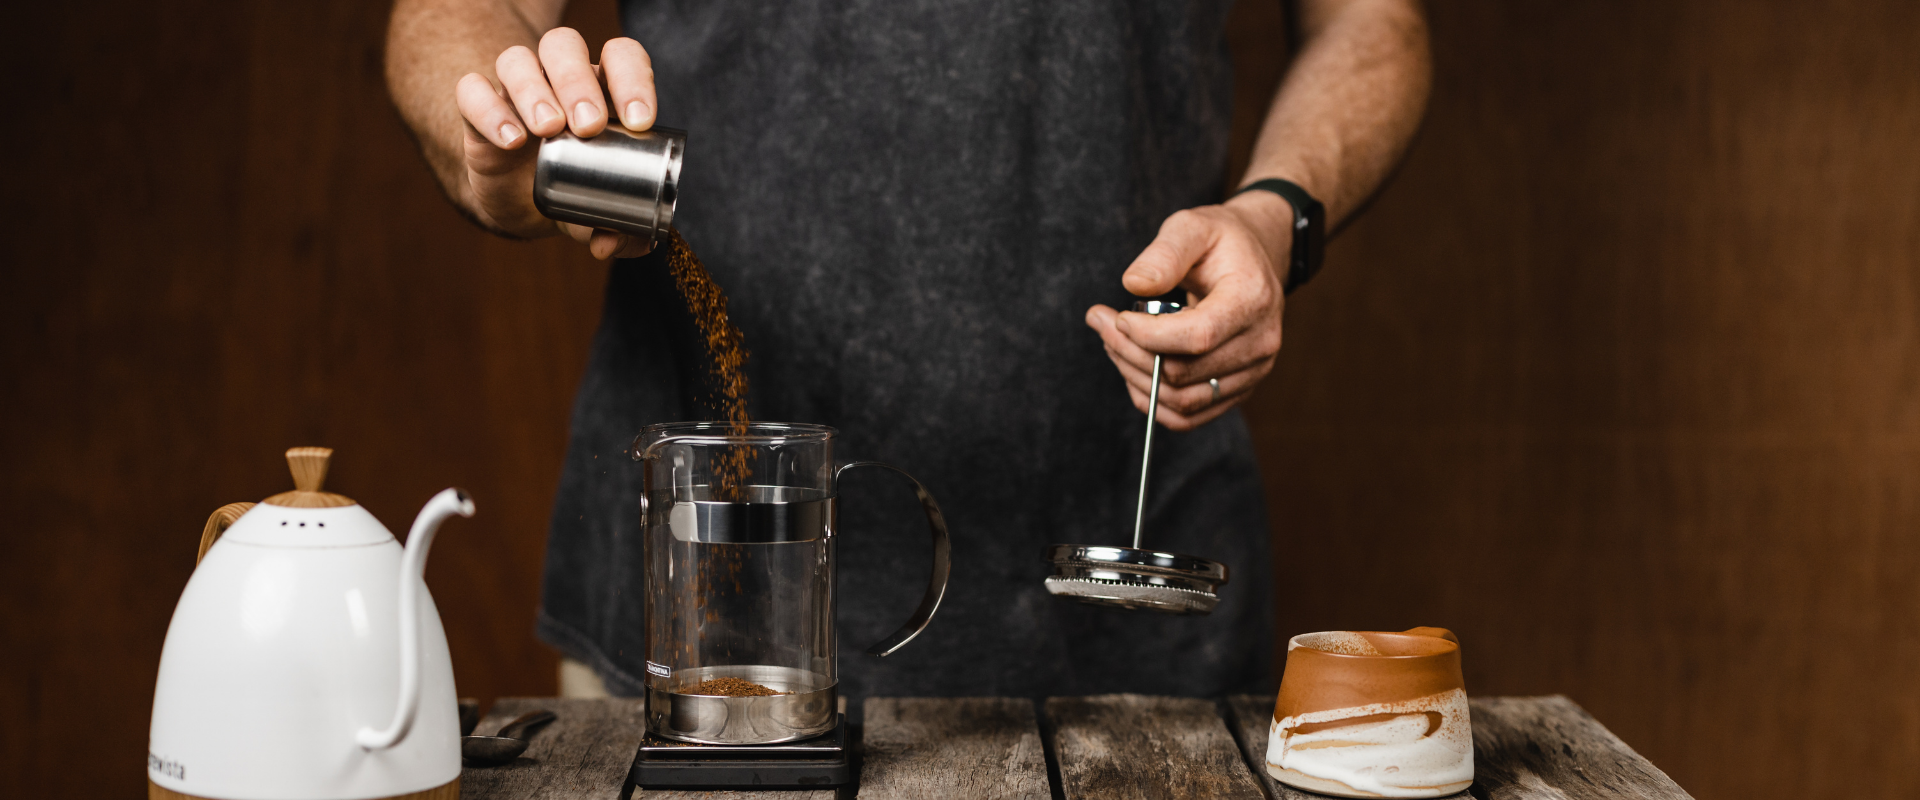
[685,676,782,697]
[662,229,753,501]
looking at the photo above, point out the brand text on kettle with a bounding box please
[149,751,185,780]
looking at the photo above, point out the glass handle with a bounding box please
[834,461,952,657]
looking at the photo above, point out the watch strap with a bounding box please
[1235,178,1325,294]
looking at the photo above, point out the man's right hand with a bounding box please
[454,27,658,260]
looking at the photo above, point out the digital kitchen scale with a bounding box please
[621,714,851,794]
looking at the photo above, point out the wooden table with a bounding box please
[460,695,1690,799]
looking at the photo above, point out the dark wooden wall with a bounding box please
[1,1,622,796]
[1232,2,1920,798]
[2,1,1915,798]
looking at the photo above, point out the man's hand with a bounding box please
[453,27,658,259]
[1085,190,1295,431]
[1084,0,1430,430]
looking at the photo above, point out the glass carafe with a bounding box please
[632,422,949,744]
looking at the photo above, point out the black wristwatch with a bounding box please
[1235,178,1325,295]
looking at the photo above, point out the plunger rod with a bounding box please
[1133,354,1163,550]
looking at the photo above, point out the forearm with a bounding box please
[386,0,566,215]
[1240,0,1432,230]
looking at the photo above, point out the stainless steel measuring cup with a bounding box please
[533,125,685,242]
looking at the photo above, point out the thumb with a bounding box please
[1123,210,1214,297]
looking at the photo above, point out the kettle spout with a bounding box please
[356,488,475,750]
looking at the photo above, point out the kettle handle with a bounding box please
[196,503,257,564]
[833,462,951,657]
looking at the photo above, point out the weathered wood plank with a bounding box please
[857,697,1050,800]
[459,697,641,800]
[458,697,833,800]
[1223,694,1323,800]
[1224,695,1690,800]
[1468,696,1691,800]
[1046,694,1266,800]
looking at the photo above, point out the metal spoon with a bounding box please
[462,709,557,766]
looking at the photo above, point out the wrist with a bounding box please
[1233,177,1326,294]
[1224,190,1295,274]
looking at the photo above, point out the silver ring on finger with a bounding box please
[1209,378,1221,404]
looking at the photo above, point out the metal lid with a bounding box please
[1042,544,1229,615]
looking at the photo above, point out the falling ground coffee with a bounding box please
[662,229,754,500]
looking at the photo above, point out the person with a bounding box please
[387,0,1430,699]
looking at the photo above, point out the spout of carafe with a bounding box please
[355,488,475,750]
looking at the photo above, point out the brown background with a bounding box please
[3,1,1916,797]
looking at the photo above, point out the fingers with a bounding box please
[1087,303,1160,380]
[466,30,660,247]
[458,73,543,234]
[600,38,658,130]
[1087,301,1280,388]
[1090,303,1271,427]
[1117,263,1276,353]
[559,223,656,260]
[456,73,527,150]
[1122,209,1214,297]
[539,28,608,137]
[1109,347,1270,417]
[495,29,639,139]
[591,230,656,259]
[1102,332,1269,414]
[1123,377,1251,431]
[496,45,567,138]
[1141,311,1281,386]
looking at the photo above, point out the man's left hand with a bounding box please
[1085,190,1296,431]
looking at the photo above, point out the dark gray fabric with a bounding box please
[538,0,1275,700]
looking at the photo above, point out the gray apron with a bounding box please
[538,0,1275,699]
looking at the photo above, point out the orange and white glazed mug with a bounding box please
[1266,627,1473,798]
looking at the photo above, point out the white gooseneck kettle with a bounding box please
[148,447,473,800]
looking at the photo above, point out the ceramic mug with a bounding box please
[1266,627,1474,798]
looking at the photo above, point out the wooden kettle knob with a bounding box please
[263,447,356,509]
[286,446,332,492]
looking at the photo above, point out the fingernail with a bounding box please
[1116,315,1132,333]
[498,122,523,146]
[574,101,602,127]
[625,101,650,127]
[1132,269,1160,285]
[533,102,561,128]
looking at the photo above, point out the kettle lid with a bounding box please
[261,447,356,508]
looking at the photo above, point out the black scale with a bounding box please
[622,714,851,794]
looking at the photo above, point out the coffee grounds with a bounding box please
[685,677,780,697]
[662,229,753,500]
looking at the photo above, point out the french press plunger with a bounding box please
[1043,298,1232,614]
[632,422,950,745]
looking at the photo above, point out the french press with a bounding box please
[631,422,950,745]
